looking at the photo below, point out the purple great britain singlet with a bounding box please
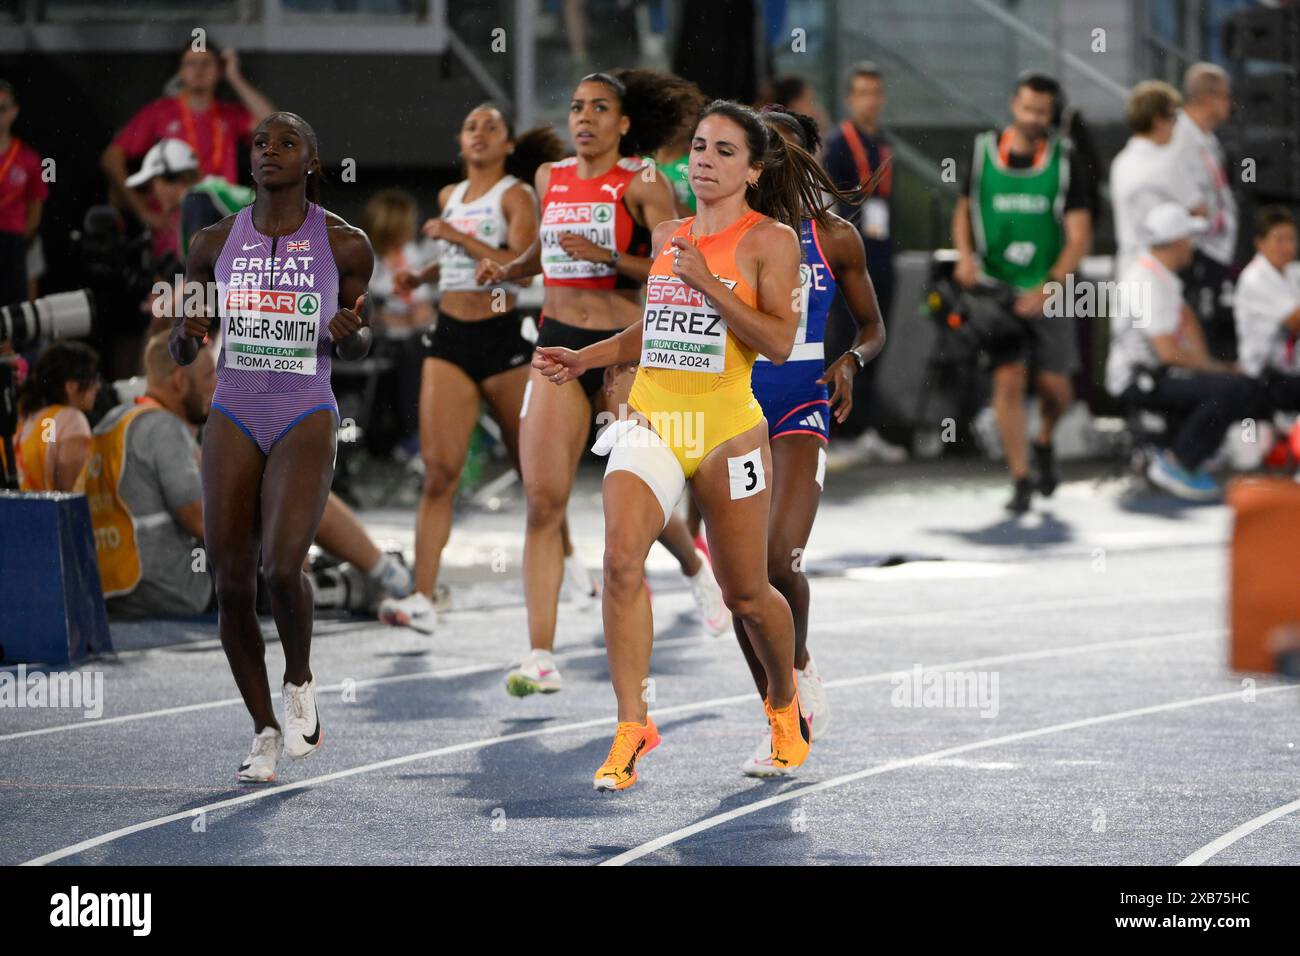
[212,202,339,454]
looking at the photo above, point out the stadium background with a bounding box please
[2,0,1288,452]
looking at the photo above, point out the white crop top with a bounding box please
[437,174,521,294]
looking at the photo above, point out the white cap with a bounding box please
[125,138,200,188]
[1141,202,1208,247]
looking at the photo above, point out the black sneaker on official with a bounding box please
[1006,477,1033,515]
[1032,441,1059,497]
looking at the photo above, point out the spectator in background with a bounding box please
[360,188,436,460]
[651,114,699,218]
[1110,81,1199,278]
[1171,62,1238,359]
[87,333,412,618]
[179,161,255,258]
[13,341,100,492]
[113,139,205,377]
[1105,203,1254,501]
[953,72,1094,514]
[124,138,203,267]
[86,332,214,616]
[0,80,48,306]
[758,75,829,148]
[821,62,904,462]
[362,188,437,331]
[650,81,709,217]
[1234,206,1300,413]
[101,44,274,237]
[824,63,892,307]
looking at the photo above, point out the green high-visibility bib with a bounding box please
[181,176,255,255]
[969,130,1068,290]
[645,153,696,213]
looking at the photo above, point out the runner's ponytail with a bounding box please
[698,100,858,233]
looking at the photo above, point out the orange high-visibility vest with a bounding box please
[83,399,166,597]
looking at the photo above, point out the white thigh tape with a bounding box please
[601,424,686,530]
[727,447,766,500]
[519,380,533,418]
[591,418,641,456]
[815,445,826,490]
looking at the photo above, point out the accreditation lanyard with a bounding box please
[997,128,1048,169]
[0,139,22,206]
[176,97,224,174]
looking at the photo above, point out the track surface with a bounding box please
[3,461,1298,866]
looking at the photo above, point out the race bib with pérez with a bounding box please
[221,253,322,375]
[640,273,737,374]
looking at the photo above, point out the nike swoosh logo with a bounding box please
[242,242,263,250]
[303,718,321,746]
[537,668,554,677]
[238,762,251,771]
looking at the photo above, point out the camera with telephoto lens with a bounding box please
[1,289,98,489]
[0,289,96,351]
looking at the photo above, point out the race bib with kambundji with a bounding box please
[223,288,322,375]
[640,274,735,374]
[540,201,617,279]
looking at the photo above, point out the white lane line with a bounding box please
[19,627,1217,866]
[0,586,1216,743]
[599,684,1300,866]
[19,712,607,867]
[80,579,1219,660]
[0,634,705,743]
[1177,797,1300,866]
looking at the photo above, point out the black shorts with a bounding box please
[422,309,533,383]
[535,314,621,399]
[983,307,1080,375]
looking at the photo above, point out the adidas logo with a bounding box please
[798,410,827,431]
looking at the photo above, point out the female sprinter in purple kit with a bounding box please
[172,112,373,783]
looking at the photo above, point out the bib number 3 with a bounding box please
[727,447,767,501]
